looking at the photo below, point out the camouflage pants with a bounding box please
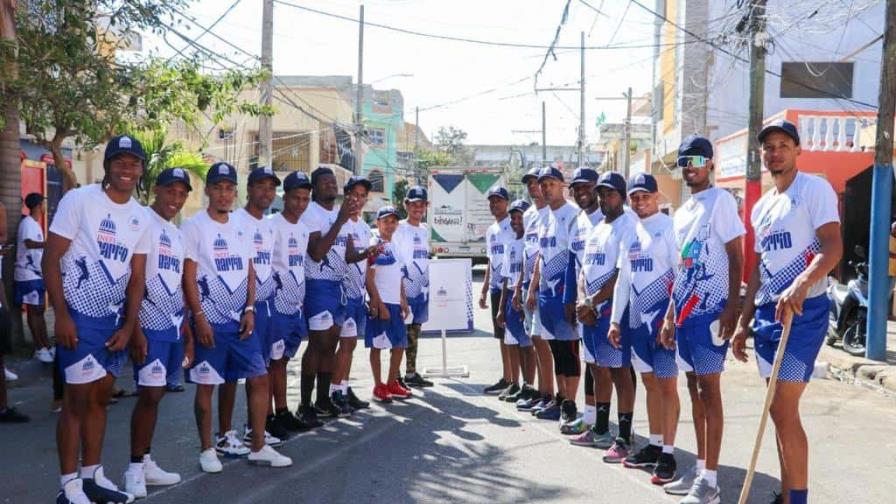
[405,323,421,374]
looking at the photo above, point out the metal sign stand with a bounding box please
[422,329,469,378]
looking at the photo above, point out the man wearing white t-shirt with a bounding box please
[660,135,744,503]
[395,185,434,389]
[123,168,192,497]
[183,162,291,473]
[15,193,52,362]
[45,135,151,504]
[733,121,842,504]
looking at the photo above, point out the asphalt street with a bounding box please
[2,268,896,503]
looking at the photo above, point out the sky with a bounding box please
[144,0,661,146]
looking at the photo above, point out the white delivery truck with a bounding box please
[427,168,507,263]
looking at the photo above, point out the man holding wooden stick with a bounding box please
[733,120,842,504]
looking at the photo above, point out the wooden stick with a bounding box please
[737,310,794,504]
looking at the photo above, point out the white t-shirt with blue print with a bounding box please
[301,201,349,283]
[537,203,578,298]
[343,218,372,301]
[139,209,185,341]
[672,187,746,325]
[369,237,405,305]
[234,208,276,303]
[581,212,637,313]
[181,211,254,332]
[49,184,151,329]
[486,216,514,293]
[394,220,429,302]
[269,213,311,317]
[500,237,525,290]
[565,208,604,303]
[15,216,44,282]
[751,172,839,306]
[522,206,548,288]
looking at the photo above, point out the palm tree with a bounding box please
[133,128,208,205]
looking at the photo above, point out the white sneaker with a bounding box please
[56,478,91,504]
[665,465,700,495]
[88,467,135,503]
[243,425,282,447]
[4,367,18,381]
[142,455,180,486]
[35,347,54,363]
[199,448,223,473]
[247,445,293,468]
[123,468,147,499]
[215,430,250,457]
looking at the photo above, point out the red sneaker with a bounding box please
[387,380,412,399]
[372,384,393,403]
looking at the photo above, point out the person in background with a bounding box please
[15,193,52,363]
[480,187,515,396]
[1,198,30,424]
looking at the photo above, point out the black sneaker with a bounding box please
[0,407,30,423]
[346,387,370,410]
[623,444,661,469]
[265,414,291,441]
[276,409,307,432]
[404,373,434,388]
[650,452,677,484]
[560,399,577,423]
[768,492,784,504]
[296,403,323,429]
[314,398,341,418]
[330,391,352,416]
[498,383,519,401]
[165,383,185,393]
[396,375,409,390]
[483,378,509,395]
[516,392,542,410]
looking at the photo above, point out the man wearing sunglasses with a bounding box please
[660,135,744,503]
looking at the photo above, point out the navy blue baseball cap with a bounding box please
[155,167,193,191]
[596,171,627,196]
[758,119,800,145]
[678,134,714,159]
[537,165,564,182]
[509,199,531,214]
[376,205,400,220]
[283,171,312,192]
[487,186,510,200]
[627,172,658,195]
[521,166,541,183]
[248,166,281,186]
[405,185,428,202]
[104,135,146,164]
[206,162,238,186]
[570,167,599,187]
[344,175,372,193]
[310,166,335,186]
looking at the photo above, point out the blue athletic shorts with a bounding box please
[341,298,368,338]
[365,304,408,349]
[305,279,346,331]
[407,293,429,325]
[537,294,577,341]
[134,338,183,387]
[270,309,307,361]
[582,303,631,368]
[503,295,531,347]
[630,313,678,379]
[253,300,273,365]
[57,324,126,384]
[188,328,267,385]
[15,279,45,307]
[676,312,728,375]
[753,294,830,383]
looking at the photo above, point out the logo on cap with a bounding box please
[119,136,132,149]
[173,168,185,179]
[218,164,230,175]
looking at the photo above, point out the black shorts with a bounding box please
[0,305,11,354]
[490,290,505,341]
[549,339,581,377]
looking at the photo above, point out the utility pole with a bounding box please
[414,105,419,184]
[743,0,767,282]
[578,31,586,166]
[542,101,547,164]
[259,0,274,168]
[622,87,633,178]
[354,4,365,175]
[866,0,896,361]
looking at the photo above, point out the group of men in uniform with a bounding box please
[480,120,841,504]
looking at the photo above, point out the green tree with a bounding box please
[132,128,208,205]
[392,178,408,218]
[434,125,470,162]
[415,148,454,183]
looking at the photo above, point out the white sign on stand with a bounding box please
[422,258,472,378]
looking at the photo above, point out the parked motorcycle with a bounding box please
[827,245,868,356]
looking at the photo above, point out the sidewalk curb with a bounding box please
[818,346,896,397]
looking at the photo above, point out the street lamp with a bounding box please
[369,73,414,85]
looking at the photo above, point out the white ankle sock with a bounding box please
[583,405,596,425]
[662,444,674,454]
[61,473,78,487]
[696,459,706,471]
[329,383,340,395]
[649,434,662,447]
[80,464,99,479]
[128,462,143,473]
[341,381,349,394]
[700,469,717,487]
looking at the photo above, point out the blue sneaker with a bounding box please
[82,467,135,503]
[529,396,553,415]
[56,479,89,504]
[535,399,561,420]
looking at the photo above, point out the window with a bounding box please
[372,91,392,113]
[369,128,385,146]
[270,131,310,172]
[780,62,853,99]
[368,169,385,193]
